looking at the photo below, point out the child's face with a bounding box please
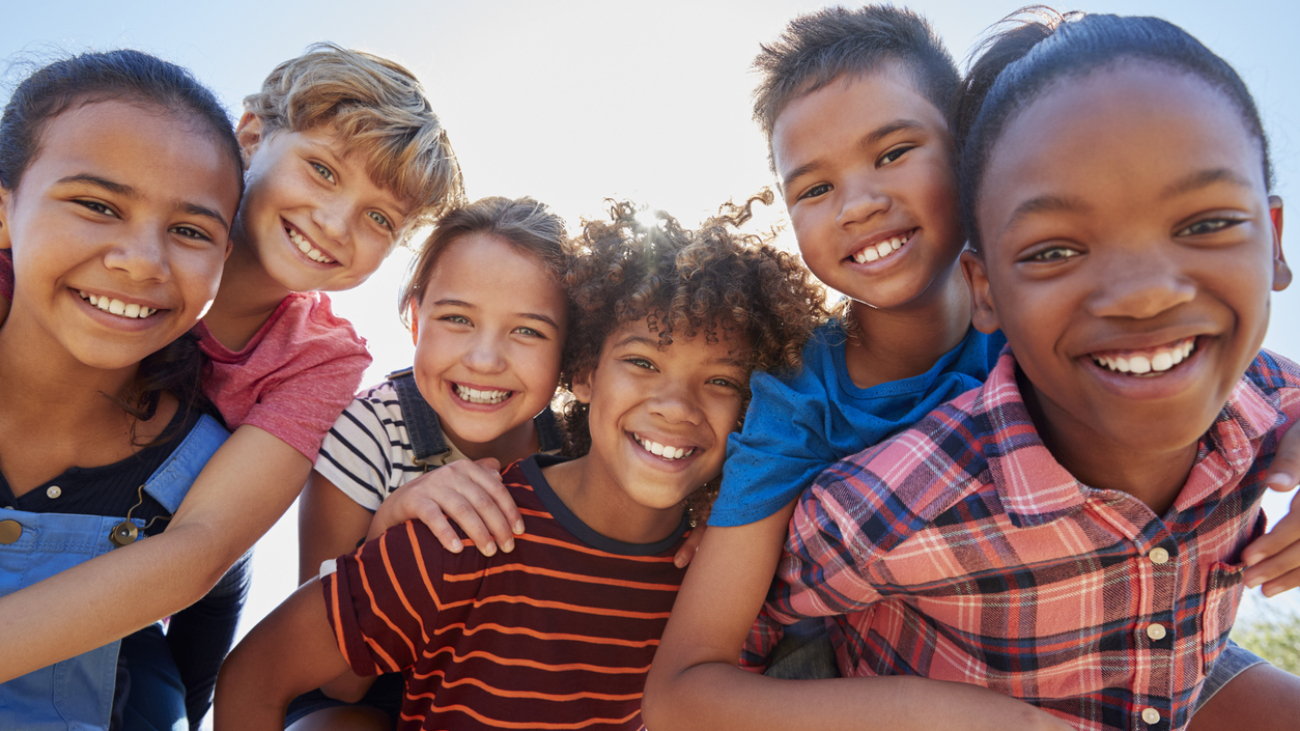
[411,233,567,451]
[234,114,409,293]
[573,318,749,516]
[965,65,1288,458]
[0,100,238,371]
[771,64,962,310]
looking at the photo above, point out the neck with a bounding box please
[542,455,684,545]
[447,421,539,464]
[1019,370,1196,516]
[843,263,971,389]
[202,234,293,351]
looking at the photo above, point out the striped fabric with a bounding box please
[751,350,1300,731]
[323,454,687,730]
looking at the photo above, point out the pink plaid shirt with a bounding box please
[753,350,1300,731]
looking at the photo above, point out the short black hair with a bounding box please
[956,9,1272,252]
[752,5,960,171]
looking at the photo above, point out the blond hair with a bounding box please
[244,42,465,236]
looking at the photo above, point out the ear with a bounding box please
[961,250,1000,334]
[409,300,421,346]
[1270,195,1291,292]
[571,367,596,405]
[235,112,266,169]
[0,187,11,251]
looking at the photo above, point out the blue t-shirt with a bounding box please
[710,321,1006,527]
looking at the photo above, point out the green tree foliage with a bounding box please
[1231,605,1300,676]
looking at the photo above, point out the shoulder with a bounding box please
[265,292,369,358]
[1245,350,1300,394]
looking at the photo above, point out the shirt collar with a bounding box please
[975,351,1282,528]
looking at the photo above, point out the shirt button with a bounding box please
[46,485,62,499]
[0,519,22,545]
[1146,623,1167,641]
[1149,547,1170,565]
[1141,707,1161,725]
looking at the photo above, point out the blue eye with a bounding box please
[312,162,336,183]
[368,210,391,228]
[441,314,470,325]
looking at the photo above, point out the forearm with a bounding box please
[0,426,309,682]
[215,582,349,731]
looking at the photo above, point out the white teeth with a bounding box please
[286,227,335,264]
[1091,338,1197,376]
[633,434,695,461]
[79,291,156,319]
[851,231,912,265]
[454,384,510,404]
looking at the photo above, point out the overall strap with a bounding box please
[142,414,230,514]
[387,368,450,462]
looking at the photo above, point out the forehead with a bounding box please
[770,63,949,177]
[424,233,561,298]
[978,64,1267,243]
[605,315,751,362]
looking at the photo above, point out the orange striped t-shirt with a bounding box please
[323,454,688,730]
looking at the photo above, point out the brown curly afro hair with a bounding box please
[558,192,827,522]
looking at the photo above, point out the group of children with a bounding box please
[0,4,1298,731]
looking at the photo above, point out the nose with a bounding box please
[312,199,351,244]
[836,171,891,228]
[103,227,169,282]
[1086,247,1195,320]
[648,377,705,426]
[462,330,507,374]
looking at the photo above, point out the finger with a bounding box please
[416,510,464,554]
[1265,425,1300,491]
[456,469,519,552]
[674,523,707,568]
[1245,529,1300,592]
[466,462,525,538]
[431,492,498,557]
[1260,565,1300,598]
[1243,491,1300,567]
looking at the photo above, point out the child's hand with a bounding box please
[367,458,524,556]
[1242,424,1300,596]
[674,523,707,568]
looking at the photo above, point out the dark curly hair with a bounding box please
[558,192,826,520]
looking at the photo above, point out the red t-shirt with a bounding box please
[323,454,689,731]
[197,291,370,461]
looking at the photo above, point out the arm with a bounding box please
[1242,422,1300,595]
[214,580,351,731]
[642,501,1071,731]
[0,425,308,682]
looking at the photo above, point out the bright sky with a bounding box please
[5,0,1300,705]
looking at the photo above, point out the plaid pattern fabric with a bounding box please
[752,350,1300,731]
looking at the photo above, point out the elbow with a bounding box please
[642,660,692,730]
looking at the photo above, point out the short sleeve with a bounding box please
[314,388,401,512]
[322,521,441,677]
[710,368,843,527]
[201,292,371,461]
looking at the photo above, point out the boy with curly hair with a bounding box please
[214,196,825,731]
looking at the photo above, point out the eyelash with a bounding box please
[1027,246,1080,263]
[1178,217,1243,236]
[878,145,912,166]
[440,314,470,325]
[312,162,336,183]
[798,183,831,201]
[368,211,391,229]
[171,225,212,242]
[75,199,116,217]
[514,326,545,338]
[75,199,210,241]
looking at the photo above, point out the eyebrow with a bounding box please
[1162,168,1254,199]
[1002,194,1091,234]
[780,118,926,190]
[613,335,661,350]
[58,174,230,232]
[431,300,560,328]
[519,312,561,330]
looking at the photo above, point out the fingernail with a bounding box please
[1244,552,1262,567]
[484,540,497,556]
[1266,472,1294,490]
[1245,575,1263,589]
[674,556,687,569]
[450,539,463,553]
[1263,585,1279,597]
[502,538,515,553]
[514,520,525,534]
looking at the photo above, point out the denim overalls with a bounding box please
[0,414,228,730]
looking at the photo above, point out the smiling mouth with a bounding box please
[453,383,512,405]
[633,433,697,461]
[850,229,915,264]
[285,225,335,264]
[1089,337,1197,376]
[78,290,158,319]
